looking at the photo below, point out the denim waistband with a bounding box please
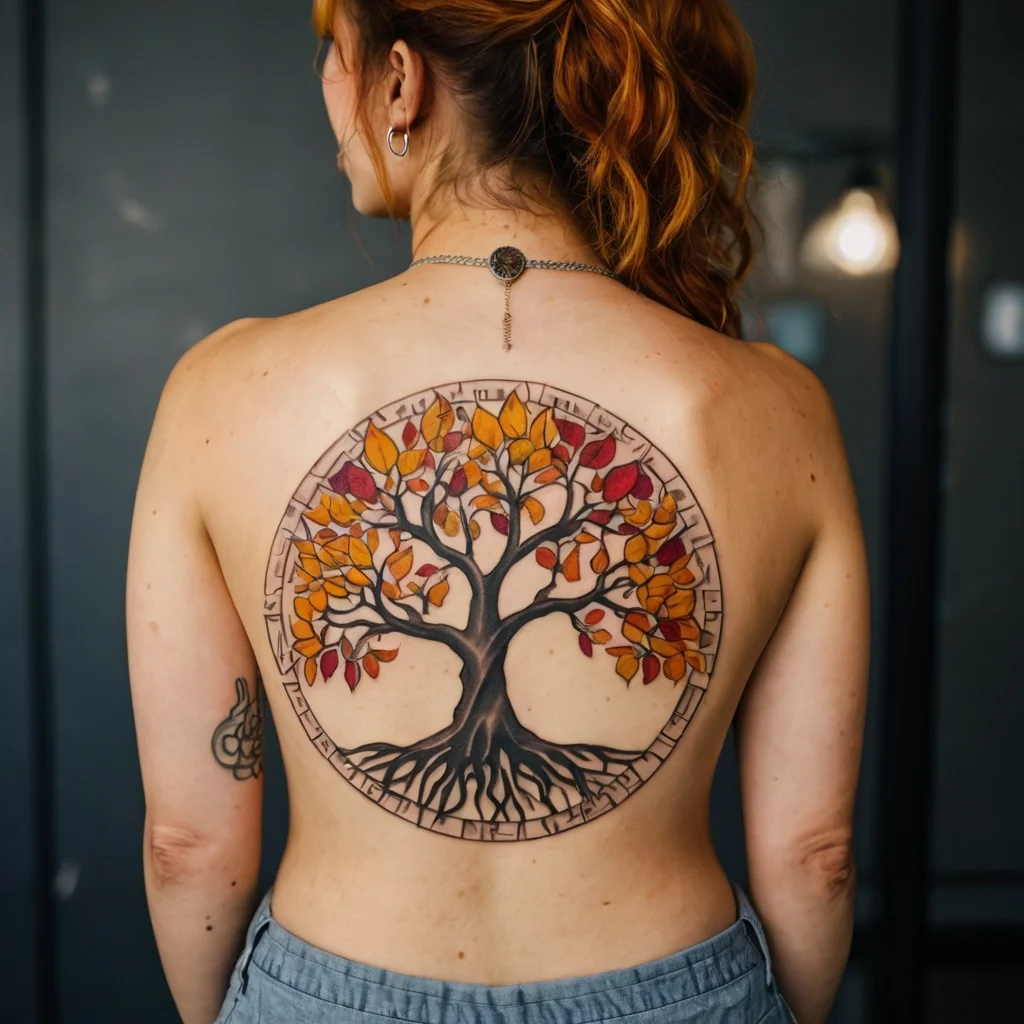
[232,882,776,1021]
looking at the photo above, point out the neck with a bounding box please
[408,171,604,267]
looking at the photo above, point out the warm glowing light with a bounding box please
[800,187,900,276]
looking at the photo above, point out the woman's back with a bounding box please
[127,2,868,1020]
[167,257,844,984]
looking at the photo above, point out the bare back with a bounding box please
[136,263,852,986]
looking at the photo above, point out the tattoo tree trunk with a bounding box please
[263,380,722,841]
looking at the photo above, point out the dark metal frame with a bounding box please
[874,0,962,1017]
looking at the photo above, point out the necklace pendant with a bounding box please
[488,246,527,283]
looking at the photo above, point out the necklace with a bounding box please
[407,245,621,352]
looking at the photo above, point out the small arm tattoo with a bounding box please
[211,673,264,780]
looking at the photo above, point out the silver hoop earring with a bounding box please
[387,125,409,158]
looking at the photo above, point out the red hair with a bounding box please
[313,0,757,337]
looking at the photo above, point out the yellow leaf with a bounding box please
[521,495,545,524]
[468,442,489,459]
[397,447,426,476]
[591,629,612,644]
[421,394,455,444]
[575,531,598,544]
[308,588,328,612]
[665,589,695,618]
[471,494,501,509]
[527,448,552,473]
[407,581,420,592]
[386,546,414,581]
[365,529,379,554]
[348,536,374,568]
[623,621,651,648]
[328,496,358,525]
[624,500,652,526]
[654,493,677,524]
[381,580,401,600]
[528,408,558,448]
[323,577,348,597]
[507,438,535,465]
[624,533,649,563]
[291,619,315,639]
[481,474,507,496]
[469,519,481,539]
[345,567,372,587]
[629,563,653,585]
[443,511,461,536]
[644,521,675,541]
[685,650,707,672]
[616,654,640,683]
[472,407,504,450]
[303,501,332,526]
[294,596,316,621]
[364,421,399,474]
[427,578,450,607]
[498,392,528,438]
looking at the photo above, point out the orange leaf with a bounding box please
[590,472,603,492]
[590,629,612,644]
[471,407,504,450]
[406,477,430,493]
[590,545,610,574]
[427,578,450,607]
[341,636,354,659]
[293,597,316,622]
[381,580,401,600]
[498,391,528,438]
[615,654,640,683]
[606,645,636,656]
[534,466,562,484]
[584,608,606,625]
[322,577,348,597]
[304,657,318,685]
[291,620,315,639]
[463,461,483,488]
[363,421,398,474]
[563,545,581,582]
[365,529,379,554]
[624,533,649,563]
[348,536,374,569]
[303,502,332,526]
[374,647,399,662]
[295,637,322,659]
[664,653,687,681]
[471,494,501,510]
[345,567,372,587]
[526,447,552,473]
[385,547,414,581]
[362,653,380,678]
[520,495,545,524]
[536,546,558,569]
[629,563,654,585]
[684,650,707,672]
[308,588,328,612]
[575,531,598,544]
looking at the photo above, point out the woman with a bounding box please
[126,1,869,1022]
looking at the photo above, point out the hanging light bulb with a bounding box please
[800,166,900,276]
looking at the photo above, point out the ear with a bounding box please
[384,39,427,131]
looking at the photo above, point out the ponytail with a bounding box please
[314,0,758,337]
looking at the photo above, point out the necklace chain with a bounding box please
[407,247,621,352]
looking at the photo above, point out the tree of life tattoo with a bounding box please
[211,673,265,780]
[263,380,722,841]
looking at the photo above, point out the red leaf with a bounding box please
[344,659,360,691]
[536,547,558,570]
[659,620,681,642]
[416,563,439,577]
[552,443,570,463]
[402,421,417,449]
[328,461,377,502]
[603,462,639,502]
[362,653,380,679]
[578,633,593,657]
[656,536,686,566]
[443,431,463,452]
[584,609,605,625]
[631,472,654,499]
[579,435,616,469]
[587,509,613,525]
[424,449,436,469]
[642,654,660,684]
[618,523,640,534]
[449,466,468,495]
[320,649,339,681]
[553,417,586,450]
[490,512,509,536]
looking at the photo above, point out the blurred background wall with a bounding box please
[2,0,1021,1020]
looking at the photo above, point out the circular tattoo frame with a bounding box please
[264,379,722,842]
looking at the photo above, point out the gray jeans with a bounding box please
[214,884,796,1023]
